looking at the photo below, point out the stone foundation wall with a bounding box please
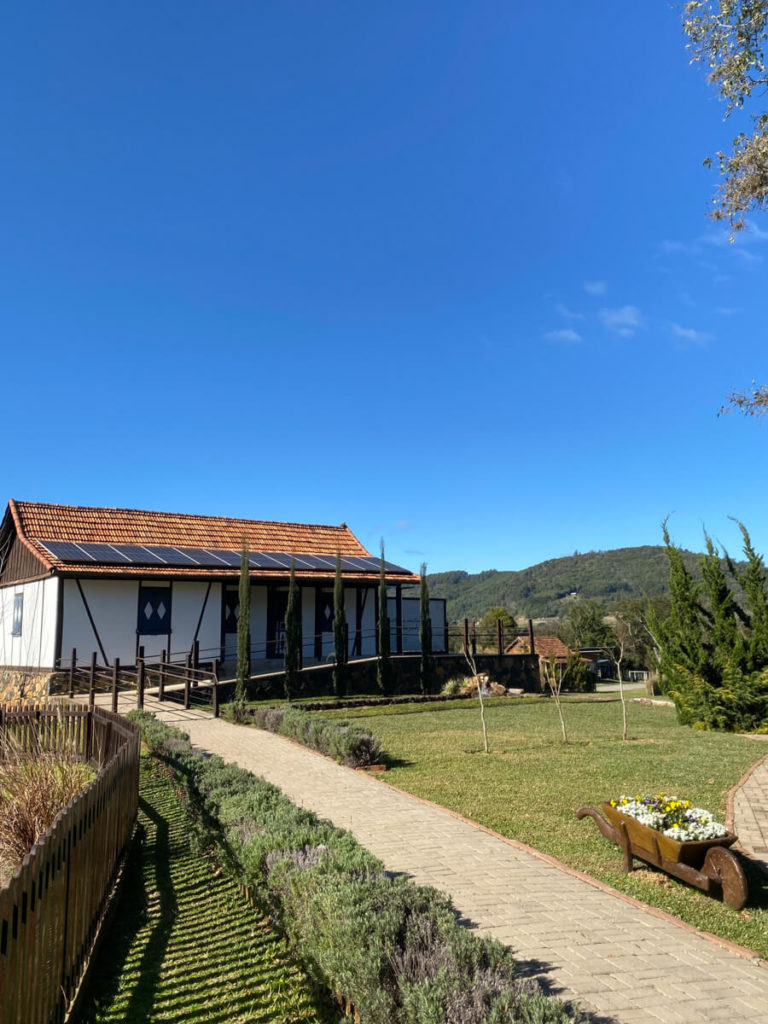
[0,669,54,704]
[216,652,541,704]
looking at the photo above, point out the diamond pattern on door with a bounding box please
[138,585,172,635]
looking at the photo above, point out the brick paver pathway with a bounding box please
[111,695,768,1023]
[733,752,768,874]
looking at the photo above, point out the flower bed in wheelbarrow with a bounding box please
[577,794,749,909]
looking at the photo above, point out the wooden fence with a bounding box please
[0,705,140,1024]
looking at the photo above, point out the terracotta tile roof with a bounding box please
[8,500,416,581]
[506,635,577,661]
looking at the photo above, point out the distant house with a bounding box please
[505,634,582,664]
[0,500,447,673]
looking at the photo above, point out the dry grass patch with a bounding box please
[0,732,95,885]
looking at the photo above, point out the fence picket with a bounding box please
[0,705,139,1023]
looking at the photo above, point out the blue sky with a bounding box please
[2,2,767,575]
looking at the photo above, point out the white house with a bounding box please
[0,500,446,674]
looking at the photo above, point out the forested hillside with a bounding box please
[426,546,704,622]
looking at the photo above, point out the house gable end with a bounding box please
[0,504,51,585]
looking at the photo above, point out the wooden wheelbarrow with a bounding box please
[577,803,748,910]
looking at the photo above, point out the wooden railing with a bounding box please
[0,705,140,1024]
[64,648,221,716]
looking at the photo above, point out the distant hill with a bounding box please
[424,546,705,622]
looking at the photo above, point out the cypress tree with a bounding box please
[733,521,768,671]
[700,532,744,676]
[377,541,392,695]
[419,562,434,694]
[235,539,251,707]
[660,520,707,680]
[332,552,348,697]
[284,556,301,701]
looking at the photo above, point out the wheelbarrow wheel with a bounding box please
[703,846,748,910]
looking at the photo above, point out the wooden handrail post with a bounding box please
[187,652,197,688]
[183,671,191,710]
[463,619,469,657]
[497,618,503,656]
[470,625,477,659]
[193,639,200,670]
[69,647,77,698]
[88,652,97,710]
[159,650,166,703]
[112,658,120,714]
[137,658,145,710]
[212,658,219,718]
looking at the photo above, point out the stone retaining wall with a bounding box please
[0,669,54,703]
[220,652,541,703]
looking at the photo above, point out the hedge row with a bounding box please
[225,703,383,768]
[128,711,582,1024]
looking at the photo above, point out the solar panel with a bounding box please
[309,554,337,570]
[248,552,285,569]
[339,556,374,571]
[110,544,167,564]
[39,541,98,562]
[37,539,415,576]
[144,545,202,565]
[171,547,231,567]
[205,549,242,567]
[75,543,133,564]
[291,554,318,570]
[264,551,293,569]
[291,554,324,569]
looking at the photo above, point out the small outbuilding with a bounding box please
[505,634,581,663]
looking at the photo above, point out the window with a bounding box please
[11,594,23,636]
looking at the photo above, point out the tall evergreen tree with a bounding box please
[377,541,392,695]
[419,562,434,695]
[235,539,251,706]
[700,532,744,676]
[659,520,708,680]
[332,552,348,697]
[284,556,301,701]
[656,519,768,731]
[733,521,768,671]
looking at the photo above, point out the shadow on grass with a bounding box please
[122,796,178,1022]
[76,760,335,1024]
[380,753,415,769]
[75,793,178,1022]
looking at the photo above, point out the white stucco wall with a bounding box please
[359,586,376,655]
[0,577,59,668]
[387,594,447,653]
[62,578,226,666]
[429,598,447,651]
[250,585,267,659]
[401,597,421,652]
[62,579,140,666]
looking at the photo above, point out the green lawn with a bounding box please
[77,755,335,1024]
[322,697,768,956]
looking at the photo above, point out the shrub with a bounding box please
[226,703,383,767]
[132,714,582,1024]
[441,677,472,696]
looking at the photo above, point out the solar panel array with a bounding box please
[37,540,409,575]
